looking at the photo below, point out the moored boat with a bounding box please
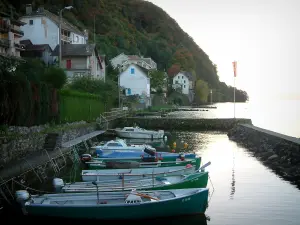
[15,188,209,220]
[84,156,201,170]
[92,139,156,154]
[81,164,197,182]
[53,170,209,193]
[115,126,165,139]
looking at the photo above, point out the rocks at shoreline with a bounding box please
[228,125,300,187]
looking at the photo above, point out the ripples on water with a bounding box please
[171,131,300,225]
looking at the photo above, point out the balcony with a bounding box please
[61,35,71,42]
[0,38,9,47]
[11,27,24,36]
[14,43,25,50]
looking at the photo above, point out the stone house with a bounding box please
[20,5,88,51]
[172,71,196,103]
[0,11,26,58]
[52,44,106,81]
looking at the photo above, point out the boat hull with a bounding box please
[24,189,209,220]
[115,131,164,139]
[61,171,209,193]
[87,157,201,170]
[81,166,196,182]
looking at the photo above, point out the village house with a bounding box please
[52,44,106,81]
[0,11,26,58]
[20,5,88,51]
[119,63,151,107]
[20,39,53,65]
[111,53,157,71]
[172,71,196,103]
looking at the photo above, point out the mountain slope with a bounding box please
[5,0,248,102]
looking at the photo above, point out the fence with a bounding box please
[59,93,106,123]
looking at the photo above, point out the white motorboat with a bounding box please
[91,139,156,154]
[115,126,165,139]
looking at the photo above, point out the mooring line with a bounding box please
[12,180,54,194]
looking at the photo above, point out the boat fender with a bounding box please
[15,190,30,205]
[53,178,64,192]
[185,164,193,169]
[171,149,175,153]
[80,154,92,162]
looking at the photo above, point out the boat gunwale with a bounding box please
[25,188,208,208]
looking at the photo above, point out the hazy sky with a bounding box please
[148,0,300,101]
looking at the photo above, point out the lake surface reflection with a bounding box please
[170,131,300,225]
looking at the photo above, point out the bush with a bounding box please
[42,67,67,89]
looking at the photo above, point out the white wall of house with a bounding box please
[20,16,86,50]
[20,16,58,50]
[120,64,151,106]
[172,72,190,95]
[42,47,53,65]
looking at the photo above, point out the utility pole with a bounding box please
[210,89,213,105]
[59,6,73,68]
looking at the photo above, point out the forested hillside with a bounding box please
[3,0,248,102]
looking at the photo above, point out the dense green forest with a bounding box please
[2,0,248,102]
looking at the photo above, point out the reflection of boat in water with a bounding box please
[7,211,209,225]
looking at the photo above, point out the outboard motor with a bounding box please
[15,190,30,215]
[144,148,156,157]
[178,153,185,161]
[53,178,64,193]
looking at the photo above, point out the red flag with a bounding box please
[232,61,237,77]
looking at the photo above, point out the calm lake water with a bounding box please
[5,131,300,225]
[168,101,300,137]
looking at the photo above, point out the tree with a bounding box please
[195,79,209,103]
[148,70,166,90]
[42,67,67,89]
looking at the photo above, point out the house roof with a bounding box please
[21,9,84,36]
[52,44,96,57]
[176,71,196,82]
[122,63,150,77]
[21,39,51,51]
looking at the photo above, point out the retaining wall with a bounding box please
[118,117,252,131]
[228,124,300,187]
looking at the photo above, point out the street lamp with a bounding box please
[59,6,73,68]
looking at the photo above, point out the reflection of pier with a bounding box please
[230,150,236,199]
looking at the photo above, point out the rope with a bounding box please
[208,175,215,204]
[12,180,54,194]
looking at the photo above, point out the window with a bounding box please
[29,20,33,25]
[175,81,178,84]
[184,80,186,83]
[107,143,122,147]
[184,85,186,88]
[182,76,184,79]
[130,68,135,74]
[127,88,132,95]
[66,59,71,69]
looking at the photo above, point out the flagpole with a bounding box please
[234,76,236,118]
[232,61,237,119]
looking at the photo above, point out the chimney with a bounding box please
[26,4,32,15]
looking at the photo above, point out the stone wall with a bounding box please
[0,121,96,167]
[228,124,300,187]
[118,117,252,131]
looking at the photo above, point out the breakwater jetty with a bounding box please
[228,124,300,187]
[119,117,252,131]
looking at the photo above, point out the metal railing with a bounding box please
[97,108,129,129]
